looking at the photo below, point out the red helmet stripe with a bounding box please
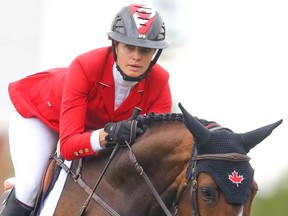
[130,4,156,35]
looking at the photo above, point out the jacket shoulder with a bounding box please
[76,47,113,64]
[148,64,169,83]
[68,46,114,84]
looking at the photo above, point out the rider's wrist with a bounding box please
[99,128,108,148]
[90,129,106,152]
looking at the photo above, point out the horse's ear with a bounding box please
[241,119,283,153]
[178,103,211,144]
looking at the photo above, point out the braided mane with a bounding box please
[136,112,219,130]
[136,112,184,126]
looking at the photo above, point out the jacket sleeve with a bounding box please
[59,48,112,160]
[59,57,96,160]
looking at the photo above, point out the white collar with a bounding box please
[113,63,138,88]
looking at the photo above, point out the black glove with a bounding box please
[104,120,144,146]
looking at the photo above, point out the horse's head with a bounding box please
[178,103,282,216]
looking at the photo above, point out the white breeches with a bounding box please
[9,110,59,207]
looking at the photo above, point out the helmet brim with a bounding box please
[107,31,169,49]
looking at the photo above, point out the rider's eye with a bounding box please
[126,44,135,50]
[141,48,151,53]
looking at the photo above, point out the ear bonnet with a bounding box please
[179,103,282,204]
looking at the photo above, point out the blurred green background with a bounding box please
[251,174,288,216]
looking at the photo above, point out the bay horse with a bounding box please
[0,103,282,216]
[47,103,282,216]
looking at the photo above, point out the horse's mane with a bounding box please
[136,112,218,130]
[136,112,184,125]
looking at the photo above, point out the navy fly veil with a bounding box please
[195,130,254,204]
[178,103,283,204]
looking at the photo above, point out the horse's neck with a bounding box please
[135,123,193,172]
[106,122,193,209]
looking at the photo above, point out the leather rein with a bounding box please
[53,119,172,216]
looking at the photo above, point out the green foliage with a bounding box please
[251,176,288,216]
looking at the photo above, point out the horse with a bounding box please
[0,103,282,216]
[44,103,282,216]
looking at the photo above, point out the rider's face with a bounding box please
[115,42,155,78]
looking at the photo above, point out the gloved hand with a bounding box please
[104,120,144,146]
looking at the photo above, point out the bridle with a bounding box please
[172,131,251,216]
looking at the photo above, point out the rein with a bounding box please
[52,155,121,216]
[126,141,173,216]
[76,107,142,215]
[53,119,174,216]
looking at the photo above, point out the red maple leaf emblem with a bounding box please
[228,170,244,187]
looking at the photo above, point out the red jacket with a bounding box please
[8,47,172,160]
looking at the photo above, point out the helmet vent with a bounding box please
[156,23,166,41]
[113,15,126,35]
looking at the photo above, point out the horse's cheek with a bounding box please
[243,181,258,215]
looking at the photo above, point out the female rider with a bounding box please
[0,4,172,215]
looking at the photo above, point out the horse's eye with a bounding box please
[200,187,218,203]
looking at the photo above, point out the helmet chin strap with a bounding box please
[111,41,163,82]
